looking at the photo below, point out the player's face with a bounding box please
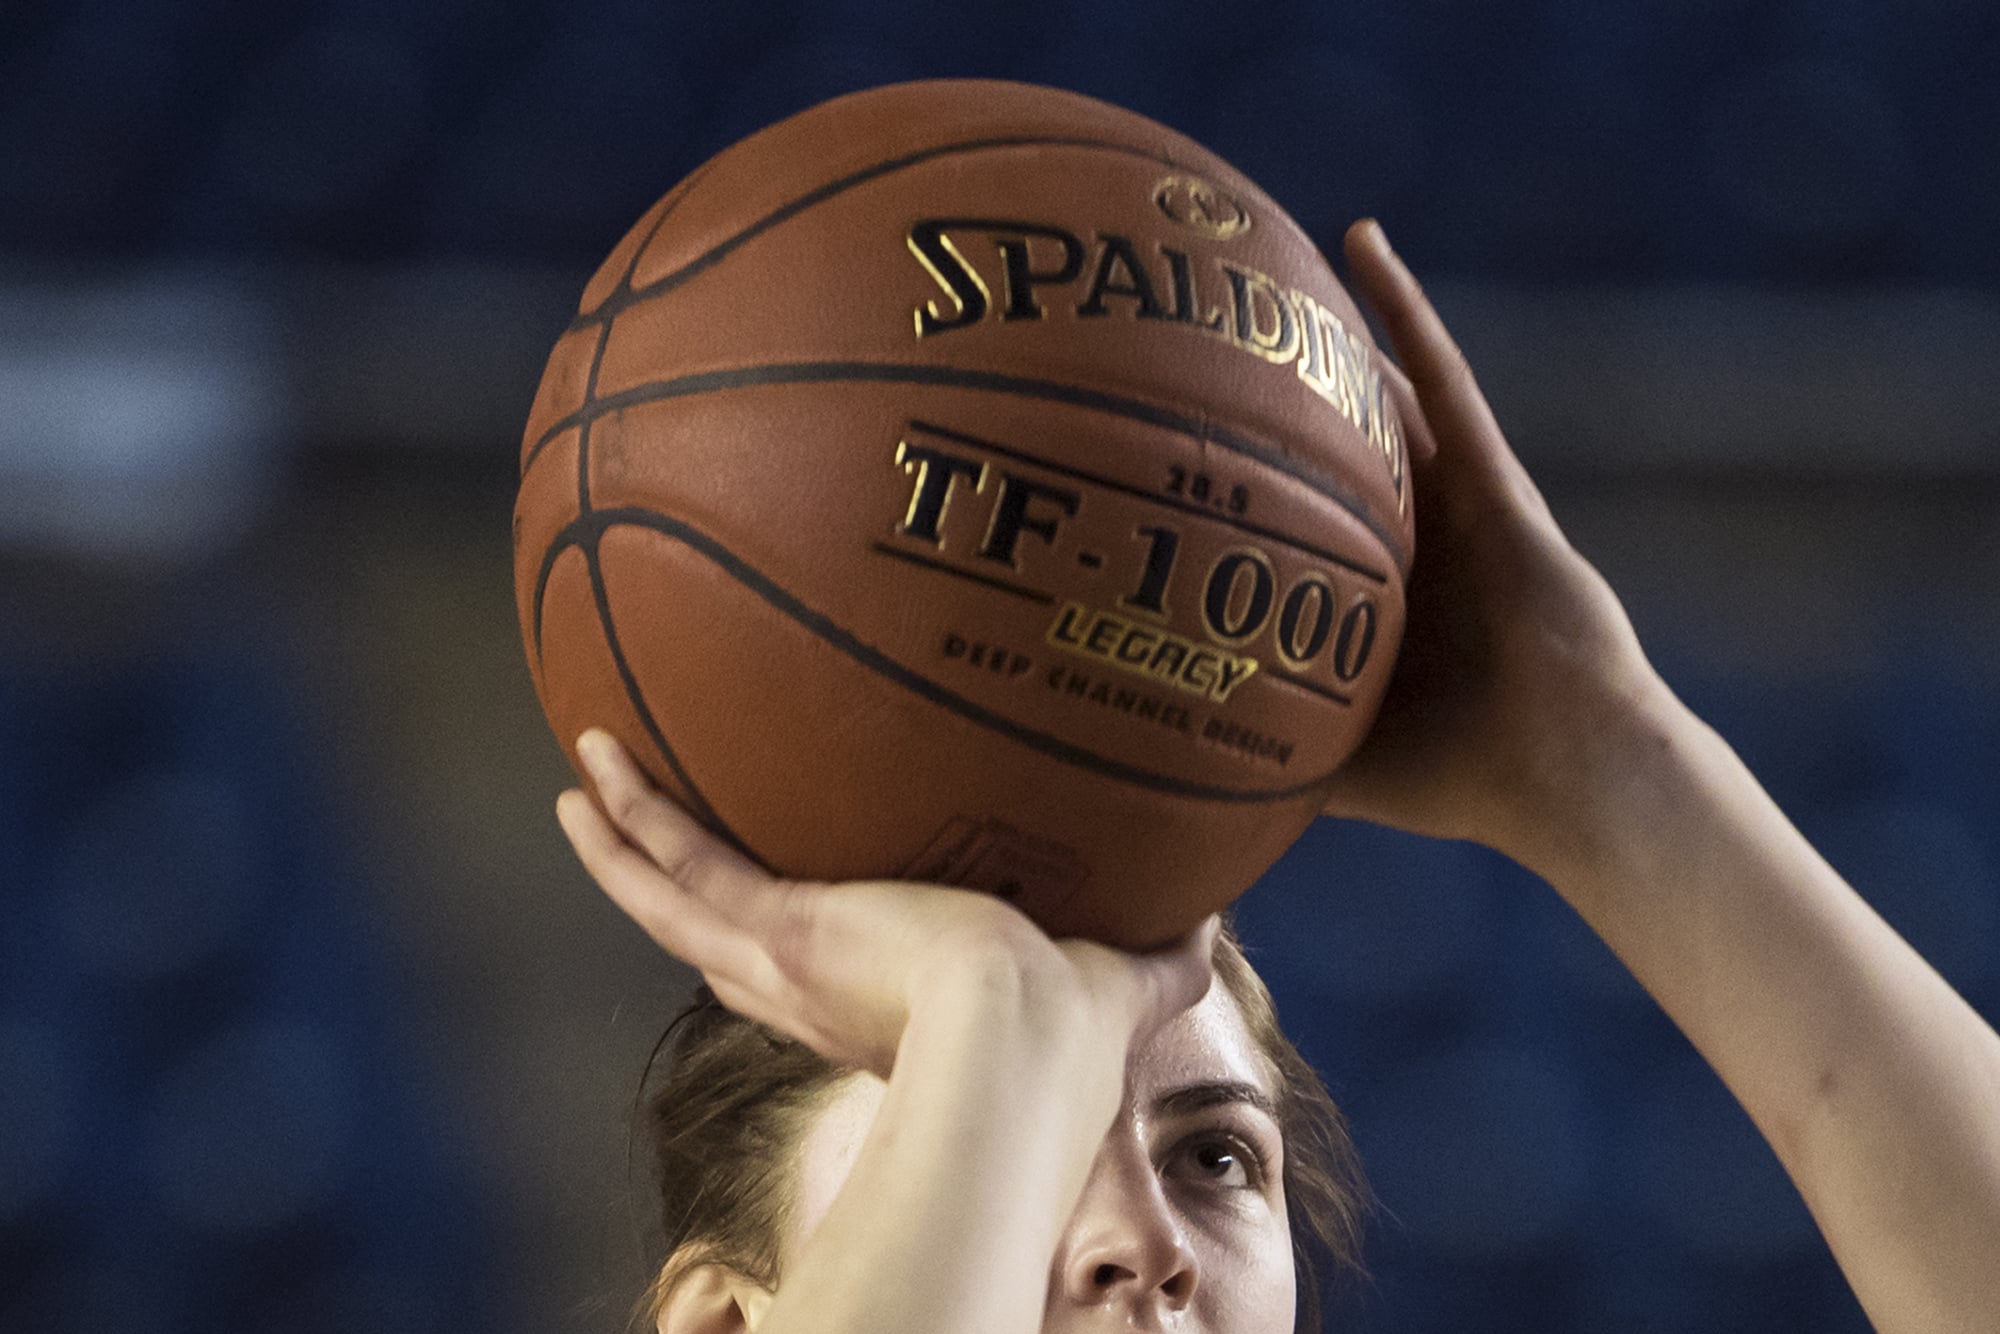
[784,983,1296,1333]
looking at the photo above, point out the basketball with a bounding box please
[514,79,1414,950]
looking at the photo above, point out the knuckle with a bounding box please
[763,890,823,982]
[653,838,705,892]
[959,914,1063,980]
[1441,346,1477,395]
[928,924,1072,1015]
[599,780,644,829]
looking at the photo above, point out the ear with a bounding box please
[656,1263,775,1334]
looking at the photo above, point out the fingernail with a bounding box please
[576,729,612,780]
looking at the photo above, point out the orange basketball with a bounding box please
[515,80,1413,950]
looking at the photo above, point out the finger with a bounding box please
[555,786,781,995]
[1137,913,1221,1029]
[577,729,773,912]
[568,737,842,1036]
[1342,219,1529,496]
[1377,355,1440,467]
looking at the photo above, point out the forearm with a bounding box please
[1516,682,2000,1332]
[760,956,1122,1334]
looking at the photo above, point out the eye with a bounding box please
[1169,1131,1267,1190]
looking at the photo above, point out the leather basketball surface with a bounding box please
[515,79,1414,949]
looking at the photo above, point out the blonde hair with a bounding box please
[634,913,1369,1331]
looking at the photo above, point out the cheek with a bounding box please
[1192,1205,1296,1332]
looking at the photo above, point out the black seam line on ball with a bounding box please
[520,361,1405,580]
[587,540,750,854]
[562,506,1340,804]
[868,541,1055,604]
[529,528,750,857]
[532,525,566,658]
[576,319,613,515]
[523,166,712,485]
[608,162,711,305]
[1265,672,1352,709]
[567,134,1184,333]
[907,418,1388,585]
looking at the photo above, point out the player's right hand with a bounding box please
[556,728,1218,1080]
[1321,219,1671,869]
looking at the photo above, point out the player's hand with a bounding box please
[1323,220,1667,861]
[555,729,1219,1080]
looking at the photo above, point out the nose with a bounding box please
[1054,1131,1199,1311]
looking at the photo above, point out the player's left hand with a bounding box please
[555,729,1219,1081]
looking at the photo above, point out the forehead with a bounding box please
[1127,979,1275,1104]
[793,983,1272,1149]
[781,982,1277,1263]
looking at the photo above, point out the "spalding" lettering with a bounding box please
[906,217,1404,509]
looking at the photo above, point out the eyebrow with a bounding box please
[1147,1080,1281,1124]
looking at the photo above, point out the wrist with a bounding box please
[904,934,1128,1098]
[1492,665,1698,887]
[768,934,1129,1334]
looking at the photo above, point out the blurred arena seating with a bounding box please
[1234,656,1997,1334]
[1,2,1996,1332]
[0,649,496,1334]
[0,0,1994,282]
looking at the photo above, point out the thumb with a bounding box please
[1134,913,1222,1033]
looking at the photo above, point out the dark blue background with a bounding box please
[2,2,1995,1331]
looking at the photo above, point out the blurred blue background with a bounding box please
[1,1,1995,1331]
